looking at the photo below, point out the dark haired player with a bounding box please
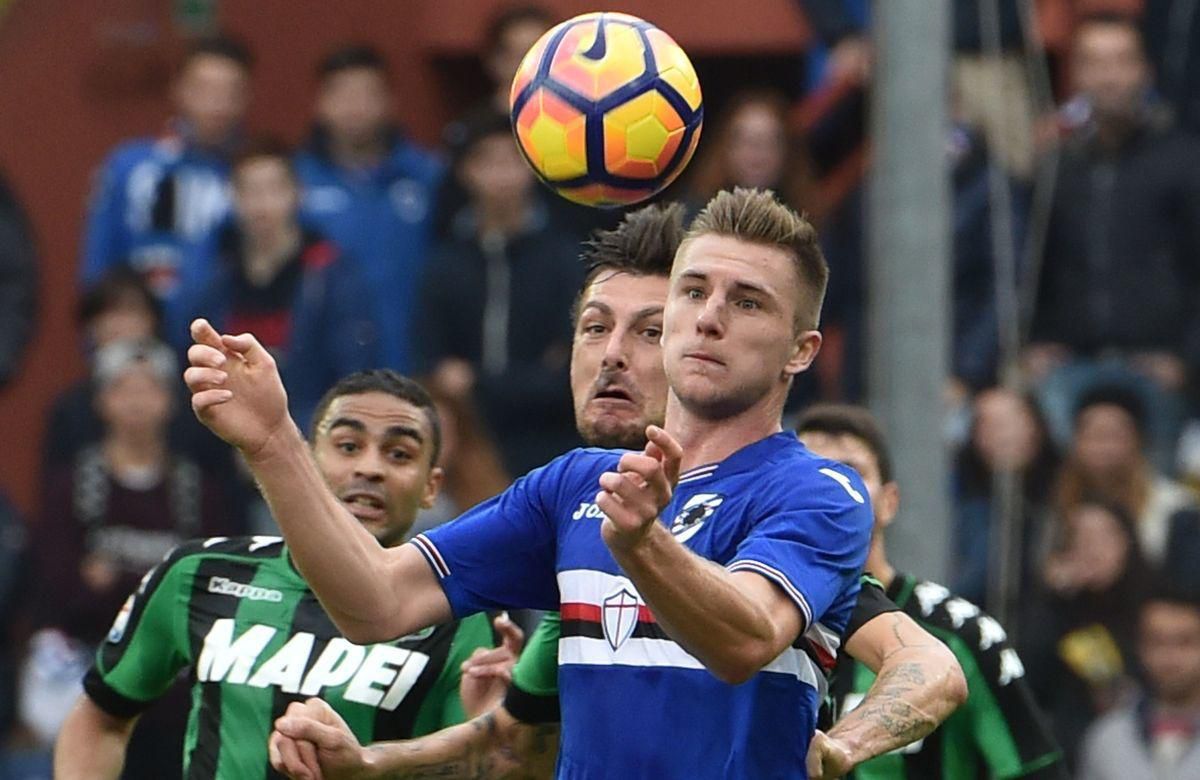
[54,371,514,779]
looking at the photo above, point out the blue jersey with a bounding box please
[294,138,442,371]
[414,432,873,779]
[80,132,231,300]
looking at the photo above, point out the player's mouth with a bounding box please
[340,491,387,522]
[590,384,638,407]
[683,351,725,367]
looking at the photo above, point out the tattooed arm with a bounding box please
[269,698,558,780]
[807,612,967,780]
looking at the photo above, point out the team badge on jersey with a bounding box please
[601,586,642,651]
[670,493,724,543]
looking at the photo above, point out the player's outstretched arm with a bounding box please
[184,319,451,642]
[53,695,138,780]
[270,698,557,780]
[598,426,804,683]
[807,611,967,779]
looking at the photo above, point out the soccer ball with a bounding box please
[509,12,703,208]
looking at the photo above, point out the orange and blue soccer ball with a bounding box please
[509,11,703,208]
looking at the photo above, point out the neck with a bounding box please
[865,533,896,588]
[664,390,785,472]
[243,225,301,284]
[330,134,386,170]
[104,433,166,471]
[477,199,528,239]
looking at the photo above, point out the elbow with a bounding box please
[935,645,969,713]
[707,640,779,686]
[334,614,396,645]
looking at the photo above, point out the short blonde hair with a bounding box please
[683,187,828,331]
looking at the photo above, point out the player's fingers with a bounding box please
[276,715,347,751]
[616,452,660,477]
[465,662,513,682]
[494,611,525,654]
[268,731,285,772]
[463,646,507,668]
[187,343,227,369]
[303,696,346,727]
[190,318,223,350]
[598,472,658,518]
[183,366,226,391]
[646,425,683,485]
[221,332,275,367]
[296,737,324,780]
[273,732,314,780]
[595,489,635,527]
[191,388,234,413]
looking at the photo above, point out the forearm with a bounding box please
[611,523,785,684]
[53,697,136,780]
[247,426,423,641]
[827,646,965,765]
[362,709,556,780]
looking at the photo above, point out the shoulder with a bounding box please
[904,578,1022,676]
[389,140,445,183]
[163,535,286,567]
[755,441,871,513]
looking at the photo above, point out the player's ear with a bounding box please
[421,466,445,509]
[783,330,821,378]
[876,482,900,529]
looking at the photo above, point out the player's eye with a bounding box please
[389,448,413,462]
[337,441,358,454]
[583,322,608,336]
[684,287,704,300]
[641,326,662,340]
[737,298,761,310]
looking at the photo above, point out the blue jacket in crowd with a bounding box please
[80,124,233,301]
[294,129,443,371]
[172,225,381,430]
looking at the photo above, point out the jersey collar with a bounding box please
[676,432,799,486]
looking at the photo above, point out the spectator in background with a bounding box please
[479,4,555,115]
[176,138,379,429]
[1054,385,1196,567]
[1026,14,1200,467]
[0,171,37,389]
[26,339,232,770]
[686,89,820,220]
[1079,585,1200,779]
[415,109,582,478]
[295,45,442,372]
[1022,499,1150,769]
[79,35,252,302]
[953,387,1060,607]
[1142,0,1200,135]
[798,0,1036,179]
[41,269,230,486]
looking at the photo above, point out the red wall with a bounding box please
[0,0,811,516]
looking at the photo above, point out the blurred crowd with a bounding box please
[2,1,1200,777]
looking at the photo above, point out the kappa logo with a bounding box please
[601,585,642,651]
[208,576,284,603]
[670,493,724,543]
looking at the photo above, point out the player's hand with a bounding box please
[459,612,526,718]
[806,729,856,780]
[270,698,366,780]
[598,425,682,553]
[184,318,294,460]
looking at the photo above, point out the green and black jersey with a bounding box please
[84,535,495,780]
[502,574,900,725]
[830,573,1067,779]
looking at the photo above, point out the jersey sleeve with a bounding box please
[504,612,561,724]
[83,543,195,717]
[412,453,586,616]
[936,602,1066,778]
[841,573,900,642]
[726,463,873,632]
